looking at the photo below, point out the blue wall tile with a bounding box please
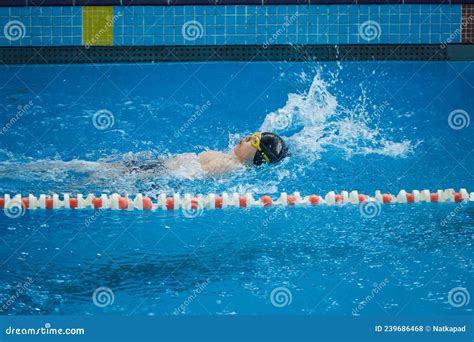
[0,4,464,47]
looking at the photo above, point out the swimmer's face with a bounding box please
[233,133,260,164]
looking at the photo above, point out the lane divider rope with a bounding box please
[0,189,472,211]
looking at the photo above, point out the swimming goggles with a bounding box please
[250,132,270,163]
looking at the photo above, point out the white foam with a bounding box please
[260,70,415,163]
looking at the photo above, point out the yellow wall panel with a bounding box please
[82,6,114,47]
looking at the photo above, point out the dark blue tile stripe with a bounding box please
[29,0,75,4]
[1,0,473,6]
[75,0,122,5]
[0,45,460,64]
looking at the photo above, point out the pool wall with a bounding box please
[0,3,473,46]
[0,2,472,62]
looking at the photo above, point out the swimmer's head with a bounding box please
[233,132,288,166]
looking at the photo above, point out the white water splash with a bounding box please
[260,71,414,163]
[0,69,417,195]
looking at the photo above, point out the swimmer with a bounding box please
[123,131,288,177]
[0,132,289,185]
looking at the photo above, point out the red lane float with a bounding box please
[261,195,272,206]
[142,197,153,210]
[118,197,128,209]
[92,198,102,209]
[215,197,223,209]
[453,192,462,203]
[166,198,174,210]
[0,189,471,211]
[70,198,78,208]
[45,198,54,209]
[287,195,296,205]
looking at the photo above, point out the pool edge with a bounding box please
[1,44,473,64]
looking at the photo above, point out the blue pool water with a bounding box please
[0,61,472,315]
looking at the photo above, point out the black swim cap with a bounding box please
[253,132,288,166]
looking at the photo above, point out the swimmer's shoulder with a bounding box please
[198,151,243,175]
[198,150,229,163]
[166,150,243,176]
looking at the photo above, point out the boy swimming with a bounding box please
[122,131,288,177]
[0,132,288,186]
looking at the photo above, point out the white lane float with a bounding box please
[0,189,472,211]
